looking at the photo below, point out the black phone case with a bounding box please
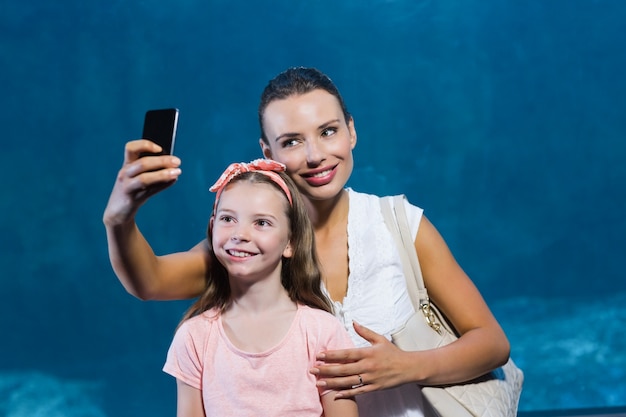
[141,108,179,156]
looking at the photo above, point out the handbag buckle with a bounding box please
[420,302,442,334]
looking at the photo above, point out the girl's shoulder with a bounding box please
[296,305,353,347]
[298,303,334,318]
[168,309,221,361]
[297,305,341,327]
[178,308,221,333]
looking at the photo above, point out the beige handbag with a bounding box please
[380,195,524,417]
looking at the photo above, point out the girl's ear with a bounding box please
[282,240,293,259]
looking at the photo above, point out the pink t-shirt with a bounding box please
[163,304,354,416]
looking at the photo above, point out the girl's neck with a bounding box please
[221,290,298,353]
[226,279,295,315]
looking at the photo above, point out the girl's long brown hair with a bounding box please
[179,171,332,325]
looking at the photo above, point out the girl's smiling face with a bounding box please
[211,181,292,285]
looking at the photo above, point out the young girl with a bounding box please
[104,67,511,417]
[162,159,358,417]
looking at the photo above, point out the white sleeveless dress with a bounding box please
[326,188,426,417]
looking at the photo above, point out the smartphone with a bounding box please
[141,108,179,156]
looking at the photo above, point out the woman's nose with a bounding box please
[305,138,325,165]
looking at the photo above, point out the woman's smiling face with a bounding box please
[260,89,357,203]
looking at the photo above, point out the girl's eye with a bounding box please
[256,219,271,227]
[219,215,234,223]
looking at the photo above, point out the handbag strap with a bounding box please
[380,195,444,334]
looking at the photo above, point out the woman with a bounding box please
[103,67,510,417]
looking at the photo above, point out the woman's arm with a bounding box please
[409,215,510,383]
[103,140,208,300]
[176,380,205,417]
[312,214,510,396]
[321,392,358,417]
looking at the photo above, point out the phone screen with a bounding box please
[141,108,179,156]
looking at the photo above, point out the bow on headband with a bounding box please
[209,159,293,207]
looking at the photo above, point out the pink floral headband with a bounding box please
[209,159,293,209]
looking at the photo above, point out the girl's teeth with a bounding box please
[229,250,250,258]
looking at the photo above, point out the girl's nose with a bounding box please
[230,228,249,242]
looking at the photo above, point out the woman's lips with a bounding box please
[301,166,337,186]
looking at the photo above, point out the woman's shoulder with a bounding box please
[347,187,424,238]
[346,187,380,201]
[346,188,386,214]
[347,188,424,215]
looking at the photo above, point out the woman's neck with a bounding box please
[304,189,349,233]
[305,189,350,302]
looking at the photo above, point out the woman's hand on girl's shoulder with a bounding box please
[311,322,415,398]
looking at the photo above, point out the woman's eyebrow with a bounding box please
[273,119,341,142]
[319,119,340,130]
[274,132,299,143]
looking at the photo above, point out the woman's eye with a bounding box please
[282,138,299,148]
[321,127,337,137]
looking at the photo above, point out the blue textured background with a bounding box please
[1,0,625,415]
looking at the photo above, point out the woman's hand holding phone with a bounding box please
[103,140,182,227]
[103,109,181,227]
